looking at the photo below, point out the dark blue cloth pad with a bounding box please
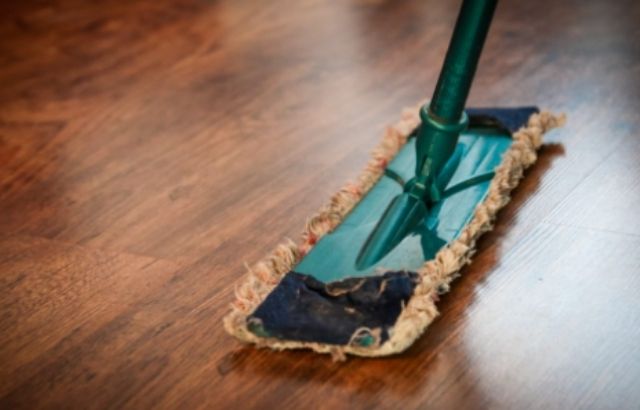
[249,271,419,345]
[247,107,539,346]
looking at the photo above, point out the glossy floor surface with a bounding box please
[1,0,639,408]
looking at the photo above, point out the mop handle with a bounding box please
[413,0,498,185]
[430,0,498,123]
[355,0,500,270]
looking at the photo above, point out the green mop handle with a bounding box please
[430,0,498,122]
[356,0,499,270]
[414,0,498,195]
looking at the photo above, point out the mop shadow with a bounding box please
[218,143,564,397]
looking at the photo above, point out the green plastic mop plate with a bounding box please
[295,125,512,283]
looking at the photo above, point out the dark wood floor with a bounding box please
[1,0,639,408]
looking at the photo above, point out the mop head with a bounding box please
[224,104,564,360]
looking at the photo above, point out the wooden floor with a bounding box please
[1,0,639,408]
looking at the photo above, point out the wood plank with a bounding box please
[546,133,640,236]
[438,224,640,409]
[0,236,179,402]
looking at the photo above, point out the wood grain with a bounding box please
[1,0,639,408]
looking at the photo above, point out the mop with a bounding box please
[224,0,564,360]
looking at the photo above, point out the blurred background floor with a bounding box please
[0,0,639,408]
